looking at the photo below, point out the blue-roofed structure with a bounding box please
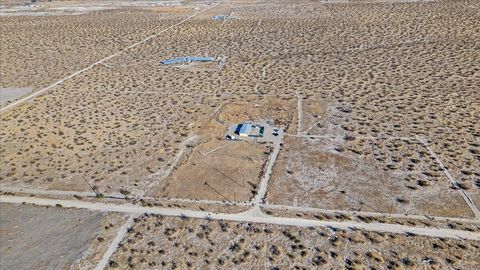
[235,123,253,137]
[227,122,271,141]
[234,124,242,134]
[212,15,228,21]
[161,56,214,65]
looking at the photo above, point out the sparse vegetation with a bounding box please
[106,215,480,269]
[0,0,479,269]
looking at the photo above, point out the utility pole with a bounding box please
[82,176,98,195]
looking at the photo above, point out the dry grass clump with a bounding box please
[106,215,480,269]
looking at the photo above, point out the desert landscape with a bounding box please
[267,135,474,218]
[0,203,126,270]
[106,214,480,269]
[0,0,479,269]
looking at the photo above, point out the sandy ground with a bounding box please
[0,0,187,16]
[0,6,191,92]
[0,0,479,267]
[0,88,32,108]
[267,136,474,218]
[158,95,291,201]
[74,212,128,270]
[0,203,104,270]
[106,214,480,269]
[162,139,270,201]
[2,0,477,202]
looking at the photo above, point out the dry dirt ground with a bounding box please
[1,0,477,202]
[0,0,479,268]
[157,96,294,201]
[0,1,197,106]
[106,214,480,270]
[0,203,125,270]
[0,87,33,108]
[267,135,474,218]
[161,139,270,202]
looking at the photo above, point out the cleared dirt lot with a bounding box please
[216,96,295,129]
[0,203,104,270]
[106,214,480,269]
[300,96,347,137]
[162,139,270,201]
[267,136,474,218]
[157,96,293,201]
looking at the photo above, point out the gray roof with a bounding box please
[161,56,214,65]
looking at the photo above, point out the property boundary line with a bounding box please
[296,94,303,135]
[417,137,480,219]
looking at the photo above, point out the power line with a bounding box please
[82,176,98,195]
[213,168,245,189]
[204,182,232,203]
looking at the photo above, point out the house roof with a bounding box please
[239,123,252,135]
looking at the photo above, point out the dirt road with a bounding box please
[2,195,479,241]
[0,3,220,114]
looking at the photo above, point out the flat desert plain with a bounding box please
[0,0,479,269]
